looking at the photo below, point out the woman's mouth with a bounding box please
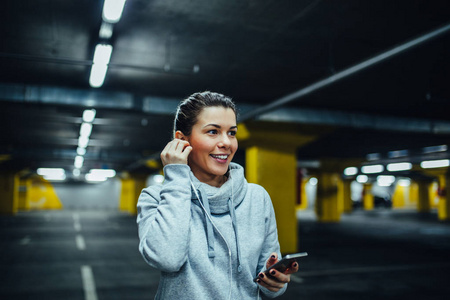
[210,154,229,163]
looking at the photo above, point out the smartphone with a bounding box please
[254,252,308,282]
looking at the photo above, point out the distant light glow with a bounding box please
[85,173,108,182]
[89,169,116,178]
[99,21,113,39]
[388,150,408,158]
[74,156,84,169]
[102,0,127,23]
[398,179,411,187]
[43,174,66,181]
[366,153,381,161]
[153,174,164,184]
[78,136,89,148]
[420,159,450,169]
[356,175,368,183]
[361,164,384,174]
[73,169,81,177]
[387,162,412,172]
[77,147,86,156]
[344,167,358,176]
[308,177,318,186]
[80,123,93,137]
[377,175,395,187]
[37,168,65,177]
[82,109,96,123]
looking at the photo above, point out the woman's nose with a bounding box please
[218,134,231,148]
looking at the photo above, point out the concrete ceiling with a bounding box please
[1,0,450,178]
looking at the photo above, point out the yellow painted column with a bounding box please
[363,183,374,210]
[296,177,309,210]
[437,174,450,221]
[338,178,352,213]
[119,174,148,215]
[246,146,298,254]
[316,172,340,222]
[0,172,19,215]
[417,180,431,213]
[392,183,406,209]
[27,177,63,210]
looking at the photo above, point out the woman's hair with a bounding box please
[174,91,237,137]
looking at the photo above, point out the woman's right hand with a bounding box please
[160,139,193,166]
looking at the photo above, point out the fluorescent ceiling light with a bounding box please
[79,123,93,137]
[388,149,408,158]
[356,175,368,183]
[43,174,66,181]
[78,136,89,148]
[89,62,109,88]
[85,173,108,182]
[366,153,380,161]
[344,167,358,176]
[420,159,450,169]
[377,175,395,187]
[361,164,384,174]
[73,169,81,177]
[37,168,65,176]
[387,162,412,172]
[77,147,86,156]
[102,0,127,23]
[89,169,116,178]
[398,179,411,187]
[82,109,96,123]
[93,44,113,65]
[74,156,84,169]
[99,21,113,39]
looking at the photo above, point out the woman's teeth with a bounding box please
[211,154,228,160]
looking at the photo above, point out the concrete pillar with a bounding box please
[316,172,340,222]
[417,180,431,213]
[338,178,352,213]
[392,183,406,209]
[119,173,147,215]
[437,174,450,221]
[238,122,318,253]
[363,183,374,210]
[0,171,19,215]
[246,145,298,253]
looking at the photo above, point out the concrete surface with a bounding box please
[0,208,449,300]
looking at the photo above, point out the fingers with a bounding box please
[285,261,299,275]
[265,252,278,269]
[160,139,192,166]
[255,270,288,292]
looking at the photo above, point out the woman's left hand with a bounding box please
[255,252,299,292]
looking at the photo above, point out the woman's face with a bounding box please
[184,106,238,185]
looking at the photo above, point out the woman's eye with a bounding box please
[229,131,237,136]
[207,129,218,134]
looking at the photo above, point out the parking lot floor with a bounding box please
[0,208,449,300]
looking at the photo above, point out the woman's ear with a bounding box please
[175,130,186,140]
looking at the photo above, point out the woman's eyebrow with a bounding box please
[203,124,238,129]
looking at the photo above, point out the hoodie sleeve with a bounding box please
[136,164,192,273]
[257,189,287,298]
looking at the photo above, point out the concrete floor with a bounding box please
[0,208,449,300]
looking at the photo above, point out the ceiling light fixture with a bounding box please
[344,167,358,176]
[361,164,384,174]
[74,156,84,169]
[102,0,127,23]
[82,109,96,123]
[387,162,412,172]
[89,44,112,88]
[420,159,450,169]
[79,123,93,137]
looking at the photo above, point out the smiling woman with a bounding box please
[136,91,299,300]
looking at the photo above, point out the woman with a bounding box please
[137,91,298,299]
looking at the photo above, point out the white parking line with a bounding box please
[81,265,98,300]
[76,234,86,250]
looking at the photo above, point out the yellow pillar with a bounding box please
[27,177,63,210]
[246,146,298,254]
[0,172,19,215]
[18,178,31,211]
[119,173,147,215]
[296,177,309,210]
[238,122,319,254]
[316,172,340,222]
[417,180,431,213]
[392,183,406,209]
[363,183,374,210]
[338,178,352,213]
[437,174,450,221]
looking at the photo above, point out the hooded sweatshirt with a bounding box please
[137,162,287,299]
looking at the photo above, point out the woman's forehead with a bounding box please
[197,106,236,123]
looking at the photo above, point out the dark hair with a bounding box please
[174,91,237,137]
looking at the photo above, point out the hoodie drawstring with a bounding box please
[197,188,216,258]
[228,199,242,273]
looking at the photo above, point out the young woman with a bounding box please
[137,91,299,299]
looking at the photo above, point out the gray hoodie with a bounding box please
[137,162,286,299]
